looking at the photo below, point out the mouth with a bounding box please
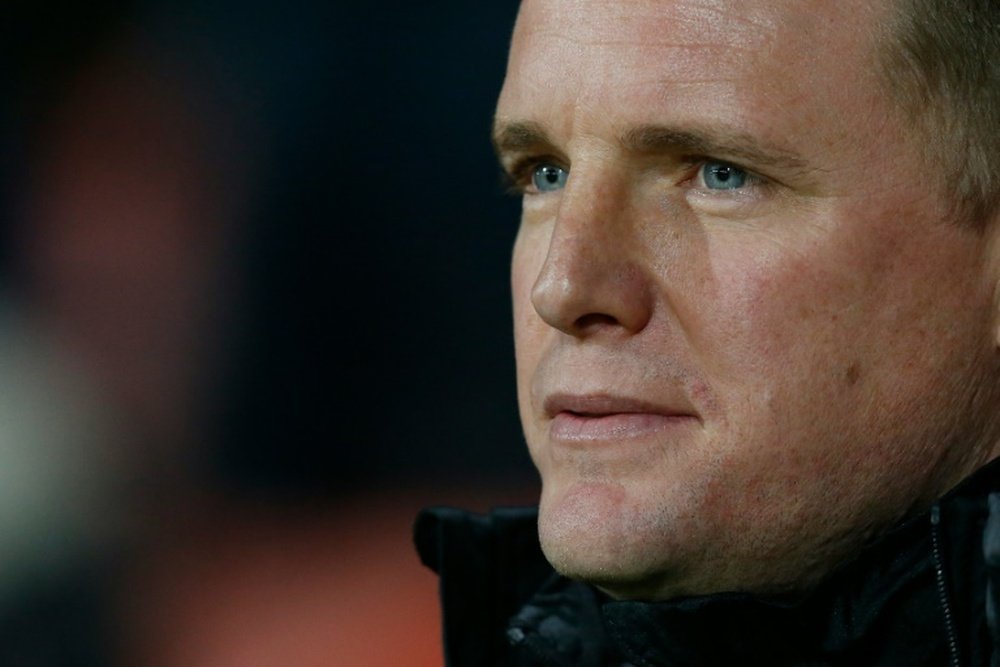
[543,393,699,444]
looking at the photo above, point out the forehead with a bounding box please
[499,0,889,141]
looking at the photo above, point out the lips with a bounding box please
[544,393,699,443]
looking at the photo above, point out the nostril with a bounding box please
[574,313,620,331]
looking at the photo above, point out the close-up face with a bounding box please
[498,0,1000,599]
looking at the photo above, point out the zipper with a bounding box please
[931,504,961,667]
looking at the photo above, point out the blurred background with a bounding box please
[0,1,536,664]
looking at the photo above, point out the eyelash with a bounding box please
[500,156,771,195]
[682,157,768,189]
[501,157,564,196]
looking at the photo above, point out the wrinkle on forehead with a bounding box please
[511,0,883,72]
[503,0,888,142]
[508,5,770,96]
[516,0,779,51]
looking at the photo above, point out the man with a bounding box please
[416,0,1000,664]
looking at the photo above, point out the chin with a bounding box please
[536,478,695,599]
[533,473,818,600]
[538,519,683,601]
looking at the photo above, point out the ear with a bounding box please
[985,217,1000,349]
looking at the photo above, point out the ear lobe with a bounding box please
[990,274,1000,352]
[986,225,1000,349]
[984,234,1000,352]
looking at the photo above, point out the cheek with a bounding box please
[693,212,990,465]
[511,225,550,425]
[510,228,539,334]
[692,241,837,388]
[700,212,908,369]
[682,227,888,476]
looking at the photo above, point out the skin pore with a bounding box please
[500,0,1000,600]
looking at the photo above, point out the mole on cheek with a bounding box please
[845,362,861,386]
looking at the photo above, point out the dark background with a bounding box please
[0,2,535,664]
[2,0,533,494]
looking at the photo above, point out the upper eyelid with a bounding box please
[683,155,758,175]
[501,153,771,192]
[503,151,566,171]
[505,152,759,175]
[617,124,810,178]
[493,118,809,182]
[502,155,567,186]
[684,157,771,188]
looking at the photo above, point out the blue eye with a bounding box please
[532,164,568,192]
[700,161,748,190]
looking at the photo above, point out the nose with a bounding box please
[530,178,654,338]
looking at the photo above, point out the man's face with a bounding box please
[499,0,1000,599]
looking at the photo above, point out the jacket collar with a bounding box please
[506,459,1000,666]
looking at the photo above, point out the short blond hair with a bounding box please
[882,0,1000,224]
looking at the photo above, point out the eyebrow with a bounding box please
[492,118,810,175]
[491,119,554,158]
[620,124,809,173]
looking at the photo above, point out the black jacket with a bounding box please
[415,459,1000,666]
